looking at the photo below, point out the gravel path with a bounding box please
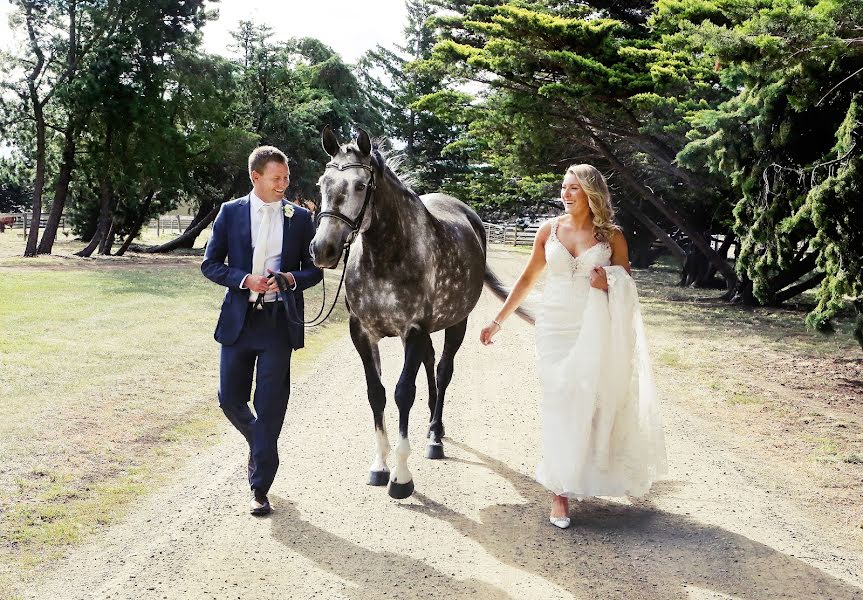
[25,249,863,600]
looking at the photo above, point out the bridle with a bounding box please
[259,160,376,328]
[315,160,377,246]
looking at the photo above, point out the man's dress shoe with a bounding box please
[250,494,271,516]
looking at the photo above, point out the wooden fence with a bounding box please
[146,215,203,236]
[0,212,68,236]
[483,222,540,246]
[0,212,210,237]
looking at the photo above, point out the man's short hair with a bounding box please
[248,146,289,175]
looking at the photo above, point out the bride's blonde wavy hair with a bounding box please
[566,164,620,242]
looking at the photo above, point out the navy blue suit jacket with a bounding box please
[201,196,323,349]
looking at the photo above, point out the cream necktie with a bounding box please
[250,203,276,302]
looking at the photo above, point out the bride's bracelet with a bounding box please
[492,319,502,330]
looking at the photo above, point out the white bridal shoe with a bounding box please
[549,515,571,529]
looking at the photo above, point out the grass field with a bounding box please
[0,230,350,595]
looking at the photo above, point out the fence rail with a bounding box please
[145,215,204,236]
[483,222,539,246]
[0,212,68,235]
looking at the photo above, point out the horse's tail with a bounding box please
[483,266,536,326]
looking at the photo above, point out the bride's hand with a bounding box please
[479,321,501,345]
[589,266,608,291]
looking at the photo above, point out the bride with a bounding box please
[480,164,667,529]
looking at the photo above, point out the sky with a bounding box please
[200,0,408,62]
[0,0,410,62]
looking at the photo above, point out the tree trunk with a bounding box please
[590,133,739,288]
[24,103,46,257]
[168,201,212,250]
[853,300,862,350]
[769,252,819,297]
[115,190,155,256]
[76,179,113,257]
[22,2,49,257]
[728,275,757,305]
[619,199,687,264]
[709,233,736,279]
[100,217,117,255]
[76,125,114,258]
[774,273,826,305]
[37,130,77,254]
[679,232,733,288]
[142,202,220,253]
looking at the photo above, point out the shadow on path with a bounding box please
[397,440,863,600]
[269,494,514,600]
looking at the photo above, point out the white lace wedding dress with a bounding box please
[535,218,667,498]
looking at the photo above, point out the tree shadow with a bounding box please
[398,440,863,600]
[267,494,515,600]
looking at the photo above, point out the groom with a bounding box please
[202,146,322,515]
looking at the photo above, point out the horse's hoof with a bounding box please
[388,479,415,499]
[368,470,390,486]
[425,443,445,460]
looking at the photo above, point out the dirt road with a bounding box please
[24,249,863,600]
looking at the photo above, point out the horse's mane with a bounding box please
[370,138,420,195]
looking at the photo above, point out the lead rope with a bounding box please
[267,247,350,328]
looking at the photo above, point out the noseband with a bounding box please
[316,161,377,248]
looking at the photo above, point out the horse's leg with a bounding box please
[426,317,468,459]
[422,342,440,457]
[349,316,389,486]
[389,327,431,499]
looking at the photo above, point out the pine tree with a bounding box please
[666,0,863,341]
[427,0,738,284]
[357,0,466,194]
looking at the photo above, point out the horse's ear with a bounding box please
[356,127,372,157]
[322,125,340,157]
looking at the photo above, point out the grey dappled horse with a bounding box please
[310,127,514,499]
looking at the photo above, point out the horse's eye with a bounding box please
[357,184,366,191]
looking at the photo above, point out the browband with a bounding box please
[325,161,374,173]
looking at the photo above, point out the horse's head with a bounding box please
[310,126,376,269]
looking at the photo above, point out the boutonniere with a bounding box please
[283,202,295,230]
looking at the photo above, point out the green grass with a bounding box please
[490,241,534,255]
[727,392,764,405]
[0,249,349,595]
[657,349,683,368]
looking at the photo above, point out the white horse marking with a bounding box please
[390,436,412,485]
[370,426,391,473]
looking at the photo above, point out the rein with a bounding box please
[254,160,376,328]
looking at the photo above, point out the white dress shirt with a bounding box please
[242,191,286,302]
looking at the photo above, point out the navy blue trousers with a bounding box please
[218,304,293,496]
